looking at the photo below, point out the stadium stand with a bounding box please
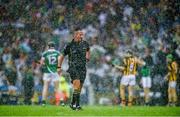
[0,0,179,106]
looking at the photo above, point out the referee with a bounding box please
[58,27,90,110]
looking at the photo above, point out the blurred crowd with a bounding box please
[0,0,179,106]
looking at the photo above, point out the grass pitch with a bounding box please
[0,105,180,116]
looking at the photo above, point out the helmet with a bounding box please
[48,41,55,48]
[166,54,173,60]
[125,49,133,57]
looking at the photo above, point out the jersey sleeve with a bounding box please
[56,51,60,56]
[42,51,47,58]
[123,58,127,66]
[172,62,178,73]
[62,43,70,56]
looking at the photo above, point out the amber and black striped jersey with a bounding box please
[123,57,145,75]
[167,61,178,81]
[123,57,137,75]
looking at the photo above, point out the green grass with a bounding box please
[0,105,180,116]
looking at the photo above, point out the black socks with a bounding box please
[71,89,80,106]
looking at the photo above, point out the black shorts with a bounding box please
[68,68,86,84]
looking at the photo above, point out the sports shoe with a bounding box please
[69,104,76,110]
[120,103,126,107]
[61,102,65,106]
[60,99,65,106]
[42,100,46,106]
[76,106,83,110]
[167,102,173,107]
[145,102,150,106]
[128,101,132,106]
[171,103,176,107]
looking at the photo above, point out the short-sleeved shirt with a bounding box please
[42,49,60,73]
[167,61,178,81]
[123,57,138,75]
[62,40,90,70]
[141,66,150,77]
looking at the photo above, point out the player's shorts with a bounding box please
[142,76,151,88]
[43,73,59,82]
[169,81,176,88]
[121,75,136,86]
[68,68,86,84]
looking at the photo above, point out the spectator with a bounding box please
[22,66,34,105]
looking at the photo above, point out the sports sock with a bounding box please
[76,93,80,107]
[71,89,79,105]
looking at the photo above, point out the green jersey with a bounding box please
[141,66,150,77]
[42,49,60,73]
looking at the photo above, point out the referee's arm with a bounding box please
[58,55,64,68]
[86,44,90,62]
[58,43,70,68]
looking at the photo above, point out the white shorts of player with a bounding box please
[142,76,152,88]
[43,73,59,82]
[121,75,136,86]
[169,81,176,88]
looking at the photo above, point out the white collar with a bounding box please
[48,48,55,51]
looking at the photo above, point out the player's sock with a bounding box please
[70,90,79,110]
[145,102,150,106]
[128,101,132,106]
[76,94,82,110]
[76,93,80,107]
[71,93,77,105]
[121,99,126,107]
[168,102,172,106]
[71,89,79,105]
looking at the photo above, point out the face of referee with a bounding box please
[74,31,84,42]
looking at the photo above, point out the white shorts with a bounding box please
[169,81,176,88]
[142,76,151,88]
[43,73,59,82]
[121,75,136,86]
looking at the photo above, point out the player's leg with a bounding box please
[171,81,177,106]
[168,82,173,106]
[68,70,78,110]
[142,77,147,104]
[128,85,134,106]
[128,75,135,106]
[172,88,177,106]
[120,76,128,106]
[168,88,173,106]
[68,69,86,110]
[144,88,150,104]
[147,77,152,105]
[120,84,126,106]
[53,73,60,106]
[143,77,151,105]
[75,79,83,110]
[76,71,86,110]
[70,79,81,110]
[42,74,50,105]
